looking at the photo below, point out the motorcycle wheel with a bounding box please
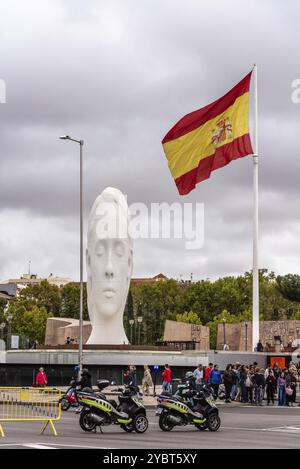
[60,398,71,411]
[133,414,148,433]
[159,413,174,432]
[120,423,134,433]
[207,413,221,432]
[79,409,97,432]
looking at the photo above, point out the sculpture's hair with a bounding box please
[87,187,133,247]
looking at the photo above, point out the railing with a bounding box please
[0,387,61,437]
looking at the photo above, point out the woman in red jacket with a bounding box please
[162,364,172,393]
[36,367,48,387]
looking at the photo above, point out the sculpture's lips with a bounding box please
[102,288,116,299]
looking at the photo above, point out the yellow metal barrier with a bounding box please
[0,387,61,437]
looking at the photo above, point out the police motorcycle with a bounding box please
[156,372,221,432]
[77,379,149,434]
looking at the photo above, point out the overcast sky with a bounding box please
[0,0,299,282]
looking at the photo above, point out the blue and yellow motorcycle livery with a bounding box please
[77,380,148,434]
[156,377,221,432]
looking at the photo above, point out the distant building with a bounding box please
[5,273,72,289]
[0,283,18,298]
[0,291,13,300]
[163,319,210,351]
[45,317,92,346]
[131,273,168,286]
[217,320,300,352]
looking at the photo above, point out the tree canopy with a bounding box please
[2,270,300,347]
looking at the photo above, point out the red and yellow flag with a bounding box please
[162,72,253,195]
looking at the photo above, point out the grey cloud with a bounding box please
[0,0,300,281]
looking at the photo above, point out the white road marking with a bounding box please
[263,426,300,433]
[23,444,57,449]
[44,443,116,449]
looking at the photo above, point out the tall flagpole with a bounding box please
[252,64,259,351]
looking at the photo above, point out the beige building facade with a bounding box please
[217,320,300,351]
[163,320,210,351]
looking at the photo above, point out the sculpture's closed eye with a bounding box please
[95,241,105,257]
[115,241,125,258]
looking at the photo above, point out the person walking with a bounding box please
[162,364,172,393]
[35,367,48,387]
[204,363,213,384]
[223,364,234,403]
[128,365,137,387]
[142,365,153,396]
[209,364,222,400]
[265,369,276,405]
[277,371,286,406]
[193,364,204,391]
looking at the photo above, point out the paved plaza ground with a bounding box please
[1,406,300,449]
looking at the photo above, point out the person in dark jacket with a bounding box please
[239,365,248,403]
[209,364,222,400]
[285,369,293,406]
[290,371,298,406]
[223,364,234,403]
[77,368,92,391]
[265,369,276,405]
[253,368,265,405]
[128,365,137,387]
[230,365,239,401]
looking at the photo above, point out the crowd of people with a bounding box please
[35,361,300,407]
[140,361,300,406]
[201,361,300,406]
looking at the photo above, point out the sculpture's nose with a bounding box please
[105,256,114,279]
[105,270,114,279]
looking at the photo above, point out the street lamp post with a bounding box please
[0,323,5,342]
[245,322,248,351]
[137,316,143,345]
[222,319,226,349]
[6,314,13,350]
[60,135,84,377]
[129,319,134,345]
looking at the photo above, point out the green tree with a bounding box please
[206,309,252,350]
[0,299,8,324]
[176,311,201,325]
[129,280,182,345]
[60,283,88,320]
[14,280,61,316]
[9,304,50,343]
[276,275,300,302]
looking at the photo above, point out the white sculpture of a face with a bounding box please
[86,187,133,344]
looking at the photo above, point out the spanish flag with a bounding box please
[162,72,253,195]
